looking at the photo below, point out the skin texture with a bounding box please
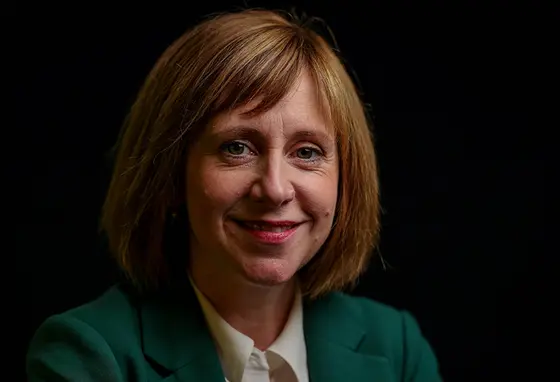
[186,69,338,349]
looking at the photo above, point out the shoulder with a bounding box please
[324,292,406,350]
[62,283,140,338]
[332,292,402,323]
[26,284,145,381]
[328,292,443,381]
[321,292,404,329]
[47,283,142,351]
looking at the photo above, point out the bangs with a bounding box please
[204,25,314,117]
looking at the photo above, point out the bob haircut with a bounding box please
[101,9,380,300]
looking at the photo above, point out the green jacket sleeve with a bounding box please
[401,311,443,382]
[27,314,124,382]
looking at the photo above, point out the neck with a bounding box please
[189,262,296,350]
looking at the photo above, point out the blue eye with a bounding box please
[223,142,249,156]
[296,147,319,160]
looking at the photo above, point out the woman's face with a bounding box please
[186,70,339,286]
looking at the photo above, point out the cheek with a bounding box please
[187,164,248,215]
[298,175,339,221]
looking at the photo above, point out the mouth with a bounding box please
[236,221,300,232]
[231,220,302,244]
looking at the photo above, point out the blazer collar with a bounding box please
[140,283,392,382]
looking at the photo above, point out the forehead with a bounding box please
[210,70,332,135]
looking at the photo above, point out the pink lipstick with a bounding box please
[234,220,301,244]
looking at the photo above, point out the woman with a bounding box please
[27,9,442,382]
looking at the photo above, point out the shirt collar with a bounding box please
[189,277,307,382]
[267,287,307,382]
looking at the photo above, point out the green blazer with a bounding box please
[27,282,442,381]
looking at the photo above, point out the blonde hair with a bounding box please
[101,9,380,299]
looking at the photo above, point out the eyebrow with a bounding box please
[210,125,261,140]
[211,125,334,143]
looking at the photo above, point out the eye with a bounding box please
[222,141,250,156]
[295,147,320,160]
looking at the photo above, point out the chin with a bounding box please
[241,258,298,286]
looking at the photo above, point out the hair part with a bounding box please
[101,9,380,300]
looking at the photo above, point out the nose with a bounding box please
[249,153,295,207]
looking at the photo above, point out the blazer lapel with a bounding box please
[140,283,225,381]
[304,293,394,382]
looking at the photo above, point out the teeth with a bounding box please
[245,223,294,232]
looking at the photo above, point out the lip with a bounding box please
[241,220,299,227]
[232,219,302,244]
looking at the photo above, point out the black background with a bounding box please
[17,1,552,381]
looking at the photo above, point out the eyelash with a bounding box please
[219,141,323,162]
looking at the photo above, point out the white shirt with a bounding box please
[189,278,309,382]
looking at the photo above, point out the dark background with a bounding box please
[17,1,552,381]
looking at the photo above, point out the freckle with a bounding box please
[324,211,331,217]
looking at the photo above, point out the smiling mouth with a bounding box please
[235,221,300,232]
